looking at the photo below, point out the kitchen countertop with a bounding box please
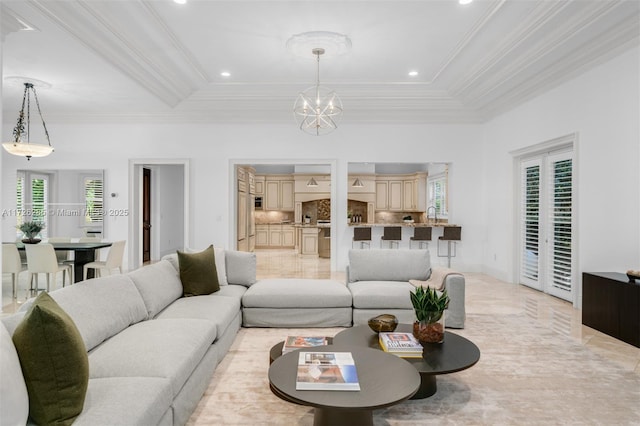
[292,223,331,228]
[348,222,458,227]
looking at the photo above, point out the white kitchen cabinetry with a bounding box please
[375,180,403,211]
[282,225,295,247]
[375,173,427,212]
[388,180,403,211]
[301,227,319,256]
[269,224,282,246]
[255,176,265,195]
[375,181,388,210]
[256,224,295,248]
[403,179,416,211]
[265,178,294,211]
[256,225,269,247]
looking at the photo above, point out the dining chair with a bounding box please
[25,243,73,293]
[47,237,72,264]
[83,240,126,280]
[2,244,28,299]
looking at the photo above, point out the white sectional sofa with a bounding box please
[1,247,465,425]
[347,249,466,329]
[1,251,255,426]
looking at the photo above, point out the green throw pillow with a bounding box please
[178,245,220,296]
[12,292,89,426]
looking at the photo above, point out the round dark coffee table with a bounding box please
[333,324,480,399]
[268,344,420,426]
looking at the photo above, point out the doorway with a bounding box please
[129,159,190,270]
[230,160,338,272]
[143,168,151,263]
[514,135,576,304]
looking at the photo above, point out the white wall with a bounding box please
[482,47,640,291]
[1,122,485,272]
[3,47,636,286]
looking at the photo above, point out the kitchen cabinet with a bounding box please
[375,173,427,212]
[256,225,269,247]
[403,180,416,210]
[388,180,403,211]
[256,224,294,248]
[375,181,388,210]
[248,169,255,195]
[282,225,295,247]
[237,166,256,252]
[269,225,282,246]
[265,179,294,211]
[375,180,403,211]
[301,227,319,256]
[255,176,265,195]
[237,192,247,241]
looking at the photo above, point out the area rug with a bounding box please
[187,314,640,425]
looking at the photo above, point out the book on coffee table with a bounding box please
[295,351,360,391]
[282,336,329,354]
[379,332,424,358]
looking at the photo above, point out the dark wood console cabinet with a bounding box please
[582,272,639,348]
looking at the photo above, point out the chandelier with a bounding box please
[293,48,343,136]
[2,82,54,160]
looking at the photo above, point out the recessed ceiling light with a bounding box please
[459,0,473,5]
[220,71,231,77]
[174,0,187,5]
[408,71,419,77]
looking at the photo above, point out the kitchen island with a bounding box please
[292,222,330,257]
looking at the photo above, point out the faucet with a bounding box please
[426,206,438,224]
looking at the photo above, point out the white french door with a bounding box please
[518,150,574,302]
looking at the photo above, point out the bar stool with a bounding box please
[380,226,402,249]
[410,226,432,249]
[352,227,372,249]
[437,226,461,267]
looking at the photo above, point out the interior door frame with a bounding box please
[128,159,190,270]
[511,133,578,307]
[229,159,338,272]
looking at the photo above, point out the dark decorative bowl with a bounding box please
[368,314,399,333]
[21,238,41,244]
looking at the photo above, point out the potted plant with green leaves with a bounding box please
[410,286,450,344]
[17,221,45,244]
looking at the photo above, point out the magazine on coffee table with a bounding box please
[296,352,360,391]
[379,332,424,358]
[282,336,329,354]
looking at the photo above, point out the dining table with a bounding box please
[9,241,113,283]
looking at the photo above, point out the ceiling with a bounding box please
[2,0,638,125]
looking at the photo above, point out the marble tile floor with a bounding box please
[2,249,639,374]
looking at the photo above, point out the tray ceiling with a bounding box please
[2,0,638,124]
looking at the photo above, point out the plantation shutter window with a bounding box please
[517,145,574,303]
[546,152,573,297]
[519,159,541,288]
[84,177,104,226]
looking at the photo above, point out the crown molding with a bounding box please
[459,0,625,105]
[1,4,38,41]
[26,0,206,106]
[450,0,572,97]
[478,18,639,120]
